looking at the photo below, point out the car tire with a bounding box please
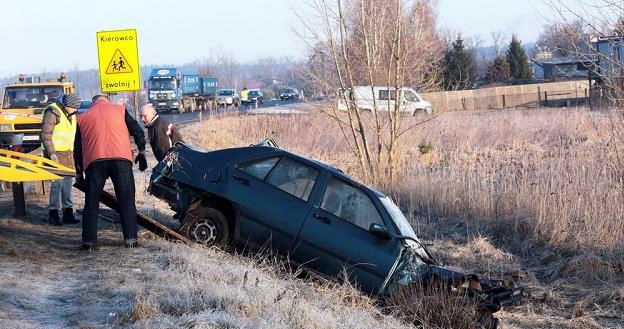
[180,207,230,247]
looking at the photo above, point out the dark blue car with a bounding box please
[148,139,524,325]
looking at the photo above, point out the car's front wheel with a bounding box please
[180,208,230,247]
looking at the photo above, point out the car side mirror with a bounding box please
[369,223,392,240]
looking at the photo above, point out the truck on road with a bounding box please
[0,73,75,153]
[147,68,218,113]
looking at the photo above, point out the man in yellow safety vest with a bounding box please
[240,87,249,108]
[40,93,81,226]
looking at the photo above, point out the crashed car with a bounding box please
[148,139,524,325]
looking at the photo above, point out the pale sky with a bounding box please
[438,0,550,43]
[0,0,553,79]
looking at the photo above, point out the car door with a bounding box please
[227,155,321,255]
[292,175,401,294]
[377,88,396,112]
[403,89,419,114]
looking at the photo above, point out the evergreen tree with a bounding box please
[443,36,478,90]
[486,56,511,84]
[506,35,533,81]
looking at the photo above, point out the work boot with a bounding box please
[48,210,62,226]
[79,244,96,252]
[62,208,80,224]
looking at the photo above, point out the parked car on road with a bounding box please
[242,89,263,106]
[216,89,240,107]
[280,88,299,101]
[338,86,434,115]
[148,139,524,327]
[77,100,92,114]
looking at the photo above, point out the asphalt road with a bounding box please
[160,99,303,124]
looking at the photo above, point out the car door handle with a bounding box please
[232,175,250,185]
[313,213,331,224]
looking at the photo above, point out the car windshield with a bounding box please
[148,78,176,90]
[2,86,62,109]
[380,196,431,261]
[283,89,294,93]
[249,91,259,96]
[219,90,233,96]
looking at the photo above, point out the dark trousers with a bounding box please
[82,159,138,245]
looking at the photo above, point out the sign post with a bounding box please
[96,29,141,118]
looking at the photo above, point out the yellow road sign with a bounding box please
[96,29,140,93]
[105,49,133,74]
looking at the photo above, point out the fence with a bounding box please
[421,81,591,112]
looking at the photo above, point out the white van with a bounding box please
[337,86,433,115]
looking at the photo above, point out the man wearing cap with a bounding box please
[74,95,147,251]
[41,93,81,226]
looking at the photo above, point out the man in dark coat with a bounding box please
[139,104,183,162]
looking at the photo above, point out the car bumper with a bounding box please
[216,97,236,104]
[150,100,179,112]
[0,132,40,145]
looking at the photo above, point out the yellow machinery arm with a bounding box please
[0,149,75,182]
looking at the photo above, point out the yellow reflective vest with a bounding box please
[44,103,77,152]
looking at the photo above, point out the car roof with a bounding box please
[180,143,386,198]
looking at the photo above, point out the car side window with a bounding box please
[320,177,383,230]
[404,90,416,102]
[265,158,319,201]
[378,89,396,101]
[239,157,279,180]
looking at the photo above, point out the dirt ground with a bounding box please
[0,187,412,329]
[0,187,150,328]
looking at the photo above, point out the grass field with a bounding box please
[1,105,622,328]
[181,106,624,328]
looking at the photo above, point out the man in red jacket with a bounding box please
[74,95,147,251]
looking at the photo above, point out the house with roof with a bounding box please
[591,35,624,82]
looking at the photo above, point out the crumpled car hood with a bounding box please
[381,246,525,313]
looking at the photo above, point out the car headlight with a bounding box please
[149,94,154,99]
[172,102,178,106]
[0,124,11,131]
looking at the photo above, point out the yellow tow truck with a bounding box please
[0,73,75,153]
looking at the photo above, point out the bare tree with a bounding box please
[490,30,507,57]
[543,0,624,184]
[296,0,442,182]
[194,50,240,88]
[536,19,587,57]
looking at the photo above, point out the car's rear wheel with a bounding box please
[180,208,230,247]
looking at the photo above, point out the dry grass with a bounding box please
[187,108,624,251]
[387,282,484,329]
[2,106,624,328]
[180,106,624,327]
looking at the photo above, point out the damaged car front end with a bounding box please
[380,242,525,323]
[373,196,525,327]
